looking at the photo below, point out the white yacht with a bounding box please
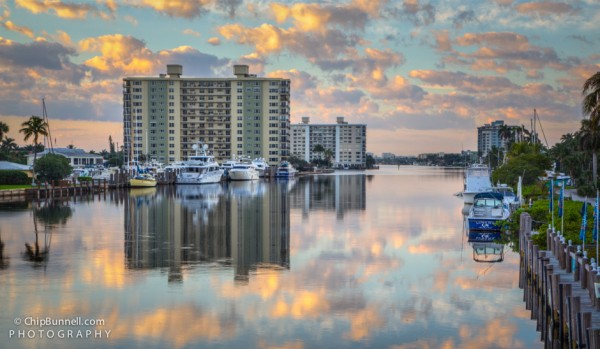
[252,158,270,177]
[228,163,259,181]
[462,164,492,204]
[220,156,239,178]
[176,144,224,185]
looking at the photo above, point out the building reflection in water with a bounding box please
[124,181,291,284]
[291,175,366,219]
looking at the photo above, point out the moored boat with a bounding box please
[176,143,224,185]
[251,158,270,177]
[467,192,510,232]
[274,161,297,178]
[463,164,492,204]
[228,163,259,181]
[129,173,157,187]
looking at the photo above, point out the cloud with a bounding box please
[515,1,578,17]
[270,2,371,32]
[79,35,230,79]
[2,20,34,38]
[0,37,78,70]
[182,29,201,37]
[207,37,220,46]
[398,0,436,26]
[452,10,476,29]
[443,31,569,73]
[129,0,212,19]
[409,70,519,93]
[266,69,317,91]
[218,1,388,67]
[128,0,241,19]
[79,34,156,77]
[15,0,101,19]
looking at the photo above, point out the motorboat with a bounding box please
[228,163,259,181]
[462,164,492,204]
[129,173,157,187]
[251,158,270,177]
[220,157,239,178]
[274,161,297,178]
[467,192,510,232]
[176,143,224,185]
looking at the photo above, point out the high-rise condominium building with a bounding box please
[477,120,523,156]
[122,64,291,165]
[291,117,367,168]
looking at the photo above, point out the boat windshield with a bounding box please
[474,198,502,208]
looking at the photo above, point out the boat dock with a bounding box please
[520,212,600,348]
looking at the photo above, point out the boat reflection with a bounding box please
[124,183,290,284]
[471,242,505,263]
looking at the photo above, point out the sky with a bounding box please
[0,0,598,156]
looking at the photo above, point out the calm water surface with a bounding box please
[0,165,541,348]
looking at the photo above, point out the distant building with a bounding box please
[122,64,291,165]
[477,120,523,156]
[382,153,395,160]
[27,148,104,168]
[291,117,367,168]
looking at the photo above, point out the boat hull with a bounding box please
[129,178,157,187]
[176,170,224,184]
[467,217,503,231]
[228,170,259,181]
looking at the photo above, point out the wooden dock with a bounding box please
[520,212,600,348]
[0,171,177,203]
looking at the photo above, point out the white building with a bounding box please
[123,64,291,165]
[477,120,523,156]
[291,117,367,168]
[27,148,104,168]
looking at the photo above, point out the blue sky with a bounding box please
[0,0,598,155]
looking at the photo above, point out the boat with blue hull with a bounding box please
[467,192,510,232]
[468,230,502,243]
[274,161,297,178]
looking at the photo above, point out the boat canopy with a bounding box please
[474,192,504,201]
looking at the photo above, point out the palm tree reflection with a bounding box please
[23,200,72,267]
[0,229,8,269]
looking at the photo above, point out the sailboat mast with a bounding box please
[42,98,54,153]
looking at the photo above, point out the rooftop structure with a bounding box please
[27,148,104,167]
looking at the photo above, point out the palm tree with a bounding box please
[582,72,600,185]
[19,116,48,183]
[0,121,8,140]
[579,118,600,186]
[323,148,334,167]
[498,124,512,145]
[1,137,17,152]
[583,71,600,121]
[312,144,325,160]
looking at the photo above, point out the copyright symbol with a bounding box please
[14,318,22,326]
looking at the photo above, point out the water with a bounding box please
[0,165,541,348]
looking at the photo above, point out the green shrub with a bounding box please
[34,154,72,183]
[0,170,31,185]
[78,176,92,182]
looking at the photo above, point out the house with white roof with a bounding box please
[27,148,104,168]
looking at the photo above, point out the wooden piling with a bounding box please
[519,212,600,348]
